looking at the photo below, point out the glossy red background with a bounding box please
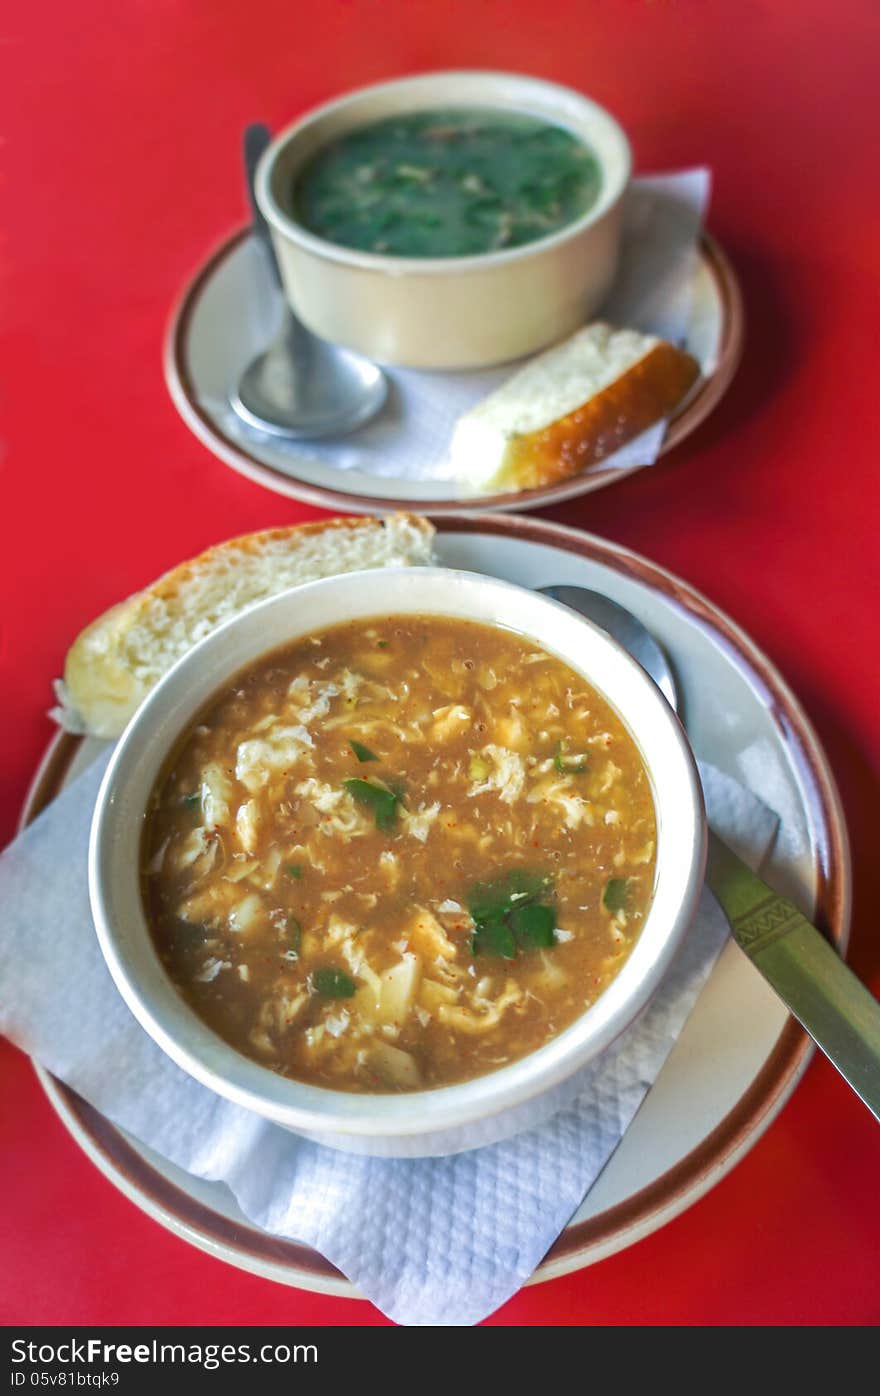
[3,0,880,1326]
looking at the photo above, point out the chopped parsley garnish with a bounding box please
[509,902,555,948]
[285,863,304,879]
[467,870,556,959]
[313,967,357,999]
[184,792,201,808]
[471,917,517,960]
[343,778,402,830]
[602,877,629,914]
[553,742,587,775]
[349,739,379,763]
[468,869,554,922]
[287,917,302,953]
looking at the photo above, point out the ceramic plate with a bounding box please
[164,230,743,516]
[22,516,849,1296]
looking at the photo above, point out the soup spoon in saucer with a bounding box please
[230,124,388,441]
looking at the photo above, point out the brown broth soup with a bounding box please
[142,617,656,1092]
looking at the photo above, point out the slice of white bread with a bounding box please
[450,322,701,493]
[53,513,436,738]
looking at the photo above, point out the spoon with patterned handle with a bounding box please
[540,583,880,1121]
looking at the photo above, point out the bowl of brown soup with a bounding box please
[90,569,705,1156]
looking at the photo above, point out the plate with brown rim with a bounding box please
[21,514,848,1297]
[163,227,743,517]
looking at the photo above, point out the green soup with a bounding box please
[293,108,603,258]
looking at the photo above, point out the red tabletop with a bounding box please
[3,1,880,1326]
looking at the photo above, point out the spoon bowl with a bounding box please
[231,311,387,440]
[539,584,678,709]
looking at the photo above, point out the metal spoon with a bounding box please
[230,124,387,440]
[540,582,880,1120]
[540,586,679,710]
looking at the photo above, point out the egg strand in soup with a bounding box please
[142,616,656,1092]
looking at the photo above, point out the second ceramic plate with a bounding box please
[23,515,848,1298]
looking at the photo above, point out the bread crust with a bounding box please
[495,342,700,492]
[138,514,434,607]
[59,513,435,738]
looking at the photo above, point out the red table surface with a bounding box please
[3,0,880,1328]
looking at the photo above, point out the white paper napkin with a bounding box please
[0,748,778,1325]
[204,169,711,483]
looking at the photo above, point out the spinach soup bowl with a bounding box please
[255,72,632,369]
[89,567,705,1158]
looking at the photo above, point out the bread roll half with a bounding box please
[54,513,436,738]
[451,323,701,493]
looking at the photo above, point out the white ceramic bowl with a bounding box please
[255,72,632,369]
[89,568,705,1157]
